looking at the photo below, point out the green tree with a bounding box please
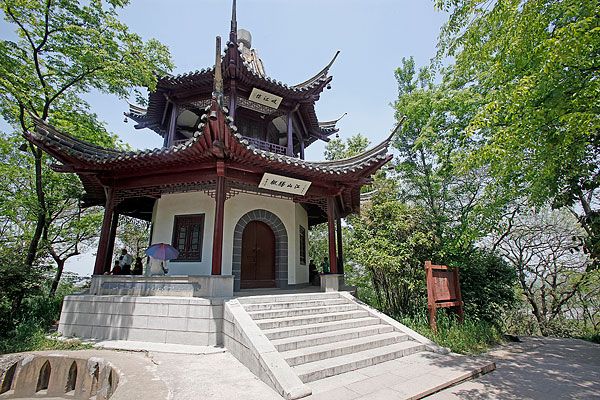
[0,0,172,330]
[347,182,436,316]
[435,0,600,265]
[0,0,173,272]
[393,56,509,260]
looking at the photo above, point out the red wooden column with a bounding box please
[94,188,115,275]
[212,161,226,275]
[326,196,338,274]
[336,216,344,275]
[286,112,294,156]
[299,137,305,160]
[104,212,120,273]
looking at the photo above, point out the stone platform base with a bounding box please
[320,274,355,293]
[59,295,224,346]
[89,275,234,298]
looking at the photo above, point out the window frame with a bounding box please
[171,213,205,262]
[299,225,306,265]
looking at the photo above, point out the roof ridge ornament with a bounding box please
[230,0,237,43]
[292,50,340,89]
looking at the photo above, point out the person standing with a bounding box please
[321,256,330,274]
[110,260,122,275]
[132,257,144,275]
[118,248,133,275]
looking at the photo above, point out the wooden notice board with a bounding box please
[425,260,464,332]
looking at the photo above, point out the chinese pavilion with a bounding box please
[25,1,394,292]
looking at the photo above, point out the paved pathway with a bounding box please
[429,337,600,400]
[7,336,599,399]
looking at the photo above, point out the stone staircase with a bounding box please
[236,292,429,387]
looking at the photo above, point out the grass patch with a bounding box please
[0,322,92,355]
[399,312,504,355]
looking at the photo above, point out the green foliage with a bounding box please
[451,249,517,324]
[0,0,173,123]
[387,56,518,324]
[324,133,370,161]
[116,215,151,259]
[0,323,92,355]
[393,56,509,260]
[435,0,600,264]
[401,311,504,355]
[0,272,87,354]
[348,182,436,316]
[0,0,173,339]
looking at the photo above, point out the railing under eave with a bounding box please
[171,136,288,156]
[243,136,287,155]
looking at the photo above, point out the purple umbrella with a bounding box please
[145,243,179,261]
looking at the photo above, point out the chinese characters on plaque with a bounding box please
[249,88,283,109]
[259,173,311,196]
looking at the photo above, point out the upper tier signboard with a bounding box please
[259,173,311,196]
[249,88,283,109]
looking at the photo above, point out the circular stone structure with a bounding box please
[0,354,118,399]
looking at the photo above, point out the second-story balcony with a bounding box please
[171,135,290,157]
[243,136,287,156]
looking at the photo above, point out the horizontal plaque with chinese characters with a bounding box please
[249,88,283,109]
[259,173,311,196]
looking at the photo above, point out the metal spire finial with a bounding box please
[230,0,237,43]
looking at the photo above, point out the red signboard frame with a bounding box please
[425,260,464,332]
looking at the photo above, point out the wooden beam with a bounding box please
[94,188,115,275]
[327,196,338,274]
[111,166,216,189]
[211,161,226,275]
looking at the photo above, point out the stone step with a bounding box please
[242,298,349,312]
[293,341,427,383]
[271,324,394,352]
[255,310,370,330]
[262,317,382,340]
[236,292,341,304]
[247,304,358,320]
[283,332,409,367]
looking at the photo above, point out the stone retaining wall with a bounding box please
[59,295,224,346]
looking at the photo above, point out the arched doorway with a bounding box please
[241,221,275,288]
[232,209,288,291]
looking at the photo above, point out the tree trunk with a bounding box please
[50,259,65,297]
[25,147,47,268]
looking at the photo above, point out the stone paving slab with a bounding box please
[304,352,495,400]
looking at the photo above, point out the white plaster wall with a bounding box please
[151,192,215,275]
[151,190,309,285]
[294,203,310,285]
[223,193,305,284]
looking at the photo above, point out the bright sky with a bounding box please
[1,0,447,275]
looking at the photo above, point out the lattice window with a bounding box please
[299,225,306,265]
[172,214,205,261]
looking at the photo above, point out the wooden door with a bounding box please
[241,221,276,289]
